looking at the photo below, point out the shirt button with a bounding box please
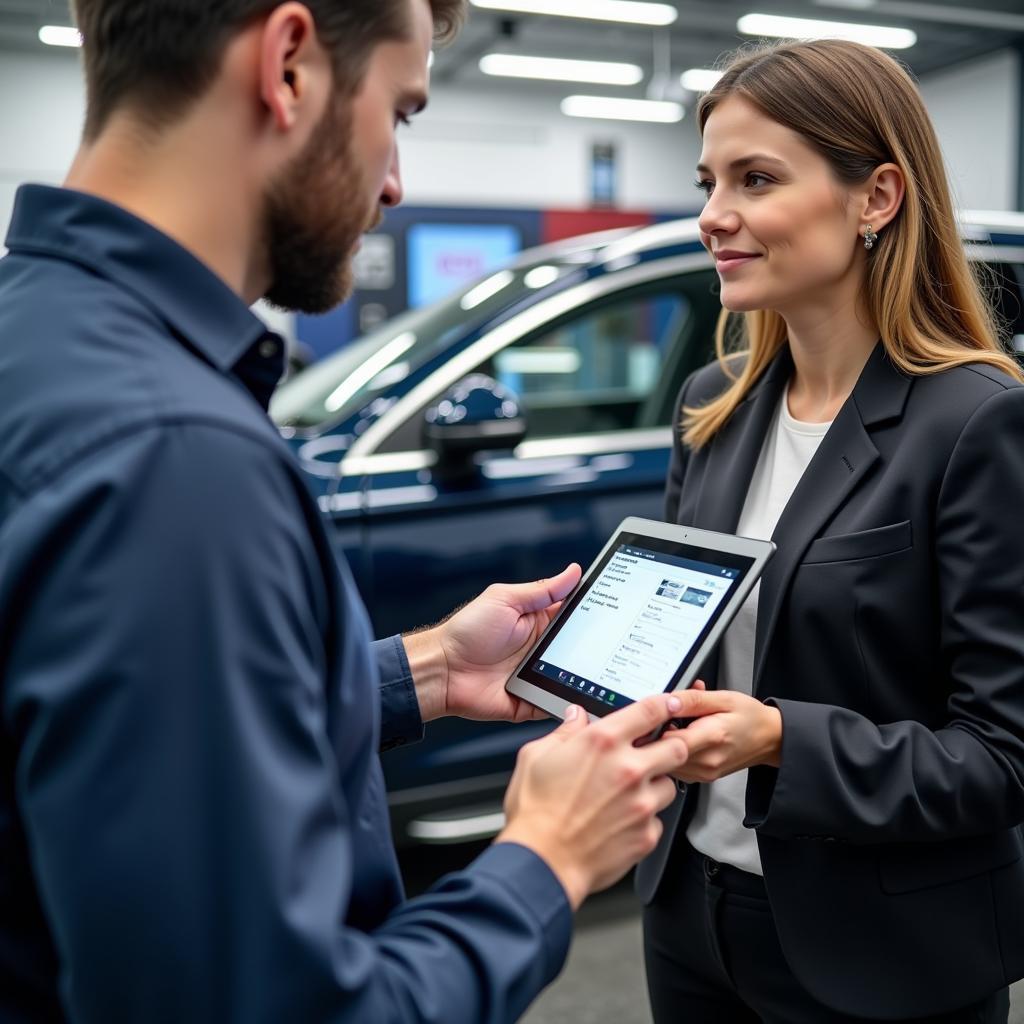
[259,338,280,359]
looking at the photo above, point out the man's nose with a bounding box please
[381,147,403,208]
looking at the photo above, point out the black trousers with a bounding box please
[643,842,1010,1024]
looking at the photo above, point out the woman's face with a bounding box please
[696,95,865,316]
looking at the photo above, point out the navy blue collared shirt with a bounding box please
[0,185,570,1023]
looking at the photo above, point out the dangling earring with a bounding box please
[864,224,878,250]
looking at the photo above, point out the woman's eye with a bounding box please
[693,178,714,197]
[396,113,412,129]
[746,173,771,188]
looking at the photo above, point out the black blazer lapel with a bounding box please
[751,344,911,693]
[694,348,792,533]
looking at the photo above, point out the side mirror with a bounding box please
[423,374,527,470]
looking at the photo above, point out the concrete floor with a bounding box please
[401,844,1024,1024]
[522,883,1024,1024]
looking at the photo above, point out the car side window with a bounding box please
[484,291,687,437]
[483,273,719,440]
[985,261,1024,362]
[375,270,720,454]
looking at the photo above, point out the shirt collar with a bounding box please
[4,184,280,381]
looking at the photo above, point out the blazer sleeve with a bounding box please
[746,385,1024,843]
[3,423,571,1024]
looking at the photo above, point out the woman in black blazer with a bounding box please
[638,39,1024,1024]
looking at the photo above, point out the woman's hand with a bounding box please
[668,682,783,784]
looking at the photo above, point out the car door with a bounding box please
[352,260,720,806]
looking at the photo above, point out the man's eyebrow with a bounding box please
[695,153,787,175]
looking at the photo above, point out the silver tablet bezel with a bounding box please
[505,516,776,721]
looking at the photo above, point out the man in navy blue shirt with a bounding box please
[0,2,691,1021]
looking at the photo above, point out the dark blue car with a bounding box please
[271,214,1024,845]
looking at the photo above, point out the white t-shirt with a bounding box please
[685,391,832,875]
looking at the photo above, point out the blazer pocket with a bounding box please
[879,828,1023,894]
[803,520,912,565]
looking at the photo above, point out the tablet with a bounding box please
[506,517,775,720]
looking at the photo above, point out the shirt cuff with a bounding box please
[374,636,425,752]
[470,842,574,986]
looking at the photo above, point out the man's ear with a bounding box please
[258,2,329,133]
[860,162,905,234]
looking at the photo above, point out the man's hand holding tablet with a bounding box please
[497,693,690,910]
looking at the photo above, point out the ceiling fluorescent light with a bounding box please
[562,96,684,123]
[816,0,1024,32]
[480,54,643,85]
[39,25,82,47]
[814,0,879,8]
[737,13,916,48]
[680,68,724,92]
[470,0,678,27]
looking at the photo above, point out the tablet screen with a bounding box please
[520,531,754,711]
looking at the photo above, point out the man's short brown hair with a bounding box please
[72,0,467,140]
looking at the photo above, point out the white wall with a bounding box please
[0,48,701,232]
[395,82,701,210]
[0,50,85,247]
[0,43,1019,247]
[919,48,1020,212]
[0,49,699,347]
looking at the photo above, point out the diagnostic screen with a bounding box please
[524,535,751,711]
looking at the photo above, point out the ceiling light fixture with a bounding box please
[39,25,82,47]
[815,0,1024,32]
[470,0,678,27]
[680,68,724,92]
[480,54,644,85]
[561,95,685,123]
[737,12,916,47]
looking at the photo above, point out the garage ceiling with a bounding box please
[0,0,1021,97]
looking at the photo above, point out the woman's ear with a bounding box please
[861,162,905,234]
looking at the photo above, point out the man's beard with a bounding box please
[262,95,377,314]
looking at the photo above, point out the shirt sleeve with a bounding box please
[2,421,571,1024]
[373,636,426,752]
[745,386,1024,843]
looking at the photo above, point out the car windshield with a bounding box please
[270,254,591,430]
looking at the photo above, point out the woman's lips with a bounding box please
[715,252,761,273]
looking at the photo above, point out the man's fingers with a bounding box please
[635,732,689,778]
[650,775,680,814]
[547,563,582,601]
[551,704,588,739]
[511,699,549,723]
[601,693,685,743]
[672,687,732,719]
[501,564,582,615]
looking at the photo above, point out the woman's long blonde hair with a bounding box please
[683,39,1024,449]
